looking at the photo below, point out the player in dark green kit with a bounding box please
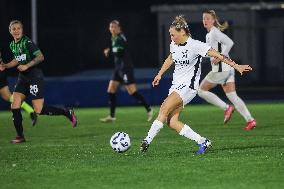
[100,20,153,123]
[0,20,77,144]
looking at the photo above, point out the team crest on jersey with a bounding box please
[182,50,188,58]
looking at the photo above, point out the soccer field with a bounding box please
[0,103,284,189]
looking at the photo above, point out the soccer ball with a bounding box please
[110,132,131,153]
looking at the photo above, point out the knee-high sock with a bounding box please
[40,106,67,116]
[226,91,253,122]
[131,92,151,112]
[9,96,34,114]
[179,124,206,144]
[11,109,24,137]
[145,120,163,144]
[108,93,116,118]
[198,89,228,110]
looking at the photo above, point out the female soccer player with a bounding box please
[198,10,256,130]
[100,20,153,123]
[140,15,252,154]
[0,20,77,144]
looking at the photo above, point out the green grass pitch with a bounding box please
[0,103,284,189]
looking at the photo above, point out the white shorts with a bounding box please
[168,84,197,107]
[204,70,235,85]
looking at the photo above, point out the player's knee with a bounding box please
[159,103,170,117]
[33,105,43,114]
[168,118,178,130]
[11,98,21,109]
[197,89,206,97]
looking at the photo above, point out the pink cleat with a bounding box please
[244,119,256,131]
[224,105,235,124]
[66,108,77,128]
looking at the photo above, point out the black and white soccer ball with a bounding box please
[110,132,131,153]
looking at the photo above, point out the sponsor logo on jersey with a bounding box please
[15,54,27,61]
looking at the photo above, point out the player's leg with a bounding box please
[140,91,182,152]
[125,83,153,122]
[0,86,12,101]
[7,88,36,125]
[100,80,120,122]
[36,100,77,128]
[223,82,256,130]
[0,84,36,125]
[198,78,229,111]
[29,78,77,127]
[10,92,26,144]
[168,106,211,155]
[198,72,234,124]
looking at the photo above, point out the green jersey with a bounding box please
[111,33,132,69]
[9,35,41,65]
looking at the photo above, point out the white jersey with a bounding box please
[206,26,234,72]
[170,37,211,90]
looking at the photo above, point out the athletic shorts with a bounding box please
[111,68,135,85]
[0,71,8,89]
[14,75,44,99]
[204,70,235,85]
[168,84,197,107]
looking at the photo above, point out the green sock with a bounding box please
[21,102,34,114]
[9,96,34,114]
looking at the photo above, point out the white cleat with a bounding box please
[100,115,116,123]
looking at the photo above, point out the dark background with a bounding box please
[0,0,283,76]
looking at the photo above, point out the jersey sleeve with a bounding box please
[212,29,234,56]
[115,35,126,57]
[26,39,42,56]
[194,40,211,57]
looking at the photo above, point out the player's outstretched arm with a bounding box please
[0,58,19,71]
[152,54,174,87]
[207,48,252,75]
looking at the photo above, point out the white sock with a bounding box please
[198,89,228,110]
[179,124,206,144]
[145,120,164,144]
[226,91,253,122]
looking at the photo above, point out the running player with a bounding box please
[100,20,153,123]
[140,15,252,154]
[0,20,77,144]
[198,10,256,130]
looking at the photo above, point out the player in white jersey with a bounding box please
[140,15,252,154]
[198,10,257,131]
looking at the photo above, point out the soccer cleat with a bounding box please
[66,108,77,128]
[30,112,38,126]
[244,119,256,131]
[99,115,116,123]
[224,105,235,124]
[196,139,212,155]
[140,140,149,153]
[10,136,26,144]
[147,109,154,122]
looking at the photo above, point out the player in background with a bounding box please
[198,10,256,130]
[0,20,77,144]
[0,52,37,125]
[100,20,153,123]
[140,15,252,154]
